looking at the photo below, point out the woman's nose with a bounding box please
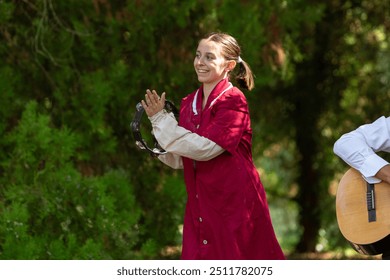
[196,56,204,65]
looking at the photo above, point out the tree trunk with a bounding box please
[291,2,345,252]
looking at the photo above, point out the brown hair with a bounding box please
[202,32,255,91]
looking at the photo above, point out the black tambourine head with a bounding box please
[130,100,179,157]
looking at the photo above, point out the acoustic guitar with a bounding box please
[336,168,390,255]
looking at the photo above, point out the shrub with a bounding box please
[0,101,141,259]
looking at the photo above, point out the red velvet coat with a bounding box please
[178,78,285,260]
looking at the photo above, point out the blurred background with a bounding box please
[0,0,389,259]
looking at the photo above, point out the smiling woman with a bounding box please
[194,39,232,95]
[195,32,254,92]
[138,32,285,260]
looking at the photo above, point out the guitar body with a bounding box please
[336,168,390,255]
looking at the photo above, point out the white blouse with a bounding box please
[333,116,390,183]
[148,110,224,169]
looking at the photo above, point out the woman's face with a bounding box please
[194,39,230,88]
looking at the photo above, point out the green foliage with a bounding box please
[0,0,389,259]
[131,166,186,260]
[0,1,13,24]
[0,101,141,259]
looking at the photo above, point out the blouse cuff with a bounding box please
[359,154,389,183]
[148,110,166,124]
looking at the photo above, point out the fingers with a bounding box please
[145,89,162,105]
[151,90,159,102]
[141,89,166,117]
[145,90,166,105]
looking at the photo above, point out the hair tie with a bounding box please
[237,56,243,63]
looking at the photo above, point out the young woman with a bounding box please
[141,32,285,260]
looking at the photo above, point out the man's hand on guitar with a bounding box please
[376,164,390,185]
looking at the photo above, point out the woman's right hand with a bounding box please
[141,89,166,117]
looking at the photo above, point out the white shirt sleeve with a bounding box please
[333,116,390,183]
[148,110,225,165]
[157,152,184,169]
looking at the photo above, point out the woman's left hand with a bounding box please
[141,89,166,117]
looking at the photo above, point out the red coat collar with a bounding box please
[193,78,232,115]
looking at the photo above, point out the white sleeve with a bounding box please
[148,110,225,161]
[333,116,390,183]
[157,152,183,169]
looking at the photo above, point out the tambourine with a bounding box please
[130,100,179,157]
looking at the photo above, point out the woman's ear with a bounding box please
[226,60,237,72]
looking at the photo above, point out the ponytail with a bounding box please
[202,32,255,91]
[235,58,255,91]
